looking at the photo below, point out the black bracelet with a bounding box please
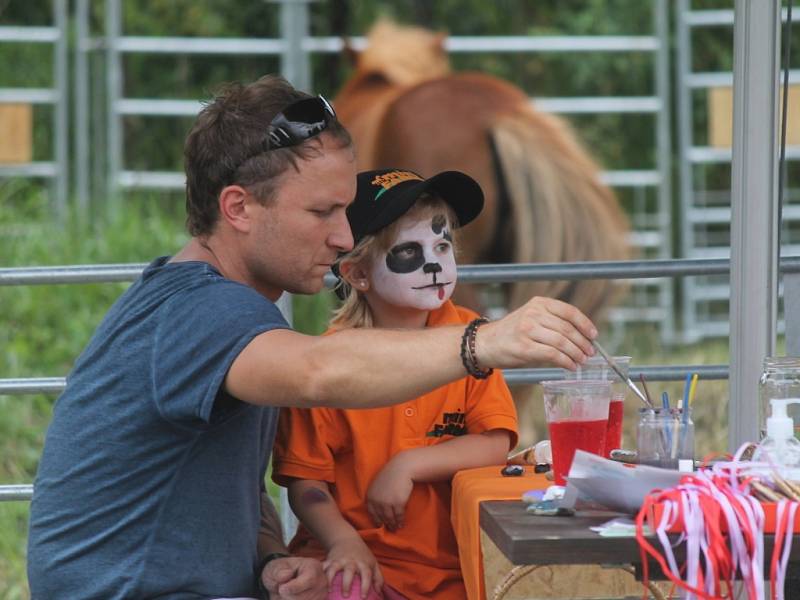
[256,552,290,598]
[460,317,493,379]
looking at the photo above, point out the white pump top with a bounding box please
[758,398,800,478]
[765,398,800,440]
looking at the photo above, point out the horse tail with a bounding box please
[489,107,632,320]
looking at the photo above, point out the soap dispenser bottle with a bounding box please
[752,398,800,479]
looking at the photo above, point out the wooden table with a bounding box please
[480,500,800,599]
[481,503,651,567]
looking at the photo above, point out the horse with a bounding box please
[333,20,631,320]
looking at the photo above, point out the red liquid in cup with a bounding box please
[604,400,624,458]
[548,418,608,485]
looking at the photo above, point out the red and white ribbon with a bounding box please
[635,444,798,600]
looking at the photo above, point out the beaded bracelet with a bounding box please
[460,317,493,379]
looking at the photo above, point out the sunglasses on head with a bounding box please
[230,95,337,180]
[267,94,336,150]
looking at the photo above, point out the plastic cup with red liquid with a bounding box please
[569,356,631,458]
[542,380,612,485]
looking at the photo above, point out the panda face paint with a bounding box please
[369,213,457,311]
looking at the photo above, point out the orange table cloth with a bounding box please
[451,465,550,600]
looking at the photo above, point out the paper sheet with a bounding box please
[589,517,652,537]
[558,450,684,514]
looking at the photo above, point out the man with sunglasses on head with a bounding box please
[27,74,599,600]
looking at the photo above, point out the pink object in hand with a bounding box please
[328,572,407,600]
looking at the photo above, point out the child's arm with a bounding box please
[366,430,511,530]
[287,478,384,599]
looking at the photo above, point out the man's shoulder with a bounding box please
[142,260,275,310]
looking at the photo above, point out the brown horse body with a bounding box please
[334,21,630,319]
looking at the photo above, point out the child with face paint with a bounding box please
[272,169,519,600]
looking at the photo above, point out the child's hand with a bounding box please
[323,536,383,599]
[366,457,413,531]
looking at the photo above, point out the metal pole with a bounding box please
[105,0,123,214]
[92,38,107,216]
[53,0,68,220]
[786,272,800,356]
[274,2,307,539]
[276,293,293,325]
[676,0,697,344]
[728,0,781,450]
[273,0,306,531]
[654,0,674,344]
[0,485,34,502]
[5,256,800,287]
[75,0,91,223]
[0,365,732,397]
[278,0,312,91]
[275,289,295,540]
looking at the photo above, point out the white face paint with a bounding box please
[368,213,457,311]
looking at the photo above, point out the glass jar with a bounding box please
[758,357,800,439]
[636,407,693,470]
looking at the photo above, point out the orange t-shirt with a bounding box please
[272,301,518,600]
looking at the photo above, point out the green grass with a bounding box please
[0,189,183,596]
[0,190,736,598]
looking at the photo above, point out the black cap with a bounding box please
[347,168,484,244]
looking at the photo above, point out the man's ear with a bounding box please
[218,185,253,233]
[339,261,370,292]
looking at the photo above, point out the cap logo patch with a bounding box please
[371,170,423,200]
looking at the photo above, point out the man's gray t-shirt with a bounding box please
[27,257,288,599]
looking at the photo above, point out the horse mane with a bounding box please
[490,108,632,317]
[352,19,451,87]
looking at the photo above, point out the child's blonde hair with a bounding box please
[331,194,459,330]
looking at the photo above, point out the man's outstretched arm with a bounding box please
[227,296,597,410]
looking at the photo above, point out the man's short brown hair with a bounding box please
[183,74,352,237]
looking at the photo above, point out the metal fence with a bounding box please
[78,0,676,340]
[17,1,791,343]
[0,256,794,542]
[0,257,758,400]
[4,255,800,503]
[0,0,68,217]
[676,1,800,341]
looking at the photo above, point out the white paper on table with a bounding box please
[589,517,653,537]
[558,450,684,514]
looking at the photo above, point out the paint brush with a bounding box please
[639,374,654,407]
[591,340,651,407]
[679,372,691,413]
